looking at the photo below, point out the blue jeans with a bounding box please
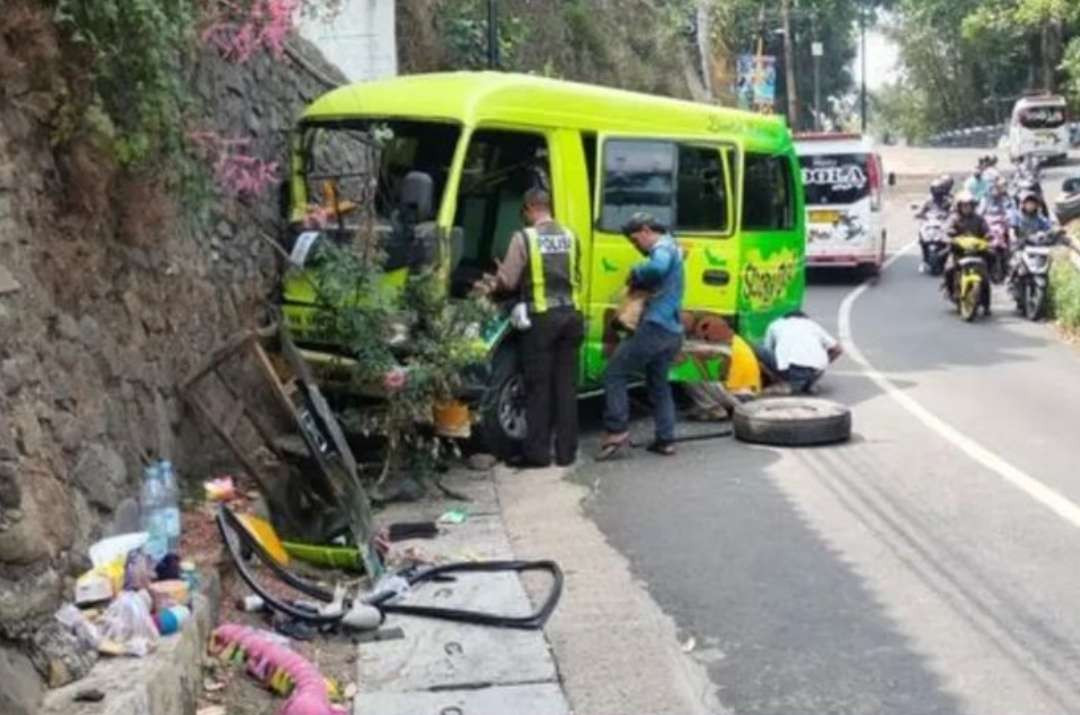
[753,344,823,394]
[604,321,683,442]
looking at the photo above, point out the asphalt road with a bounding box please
[578,154,1080,714]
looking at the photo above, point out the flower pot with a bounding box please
[433,401,471,438]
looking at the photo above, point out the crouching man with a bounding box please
[754,311,842,395]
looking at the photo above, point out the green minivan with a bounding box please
[280,72,805,455]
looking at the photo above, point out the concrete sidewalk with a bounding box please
[354,465,571,715]
[359,461,721,715]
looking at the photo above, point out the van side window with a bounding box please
[600,140,676,231]
[743,153,794,231]
[581,132,597,220]
[676,145,729,232]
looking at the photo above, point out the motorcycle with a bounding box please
[947,235,991,322]
[984,211,1011,284]
[1009,228,1063,321]
[915,208,951,276]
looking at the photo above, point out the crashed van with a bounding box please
[279,72,806,456]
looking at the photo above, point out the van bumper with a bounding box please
[806,252,881,268]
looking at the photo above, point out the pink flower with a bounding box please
[202,0,300,63]
[383,368,407,392]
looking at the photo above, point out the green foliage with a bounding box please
[893,0,1080,134]
[1049,249,1080,333]
[436,0,526,70]
[1063,37,1080,102]
[53,0,197,165]
[309,242,495,479]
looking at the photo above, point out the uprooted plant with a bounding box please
[305,219,494,491]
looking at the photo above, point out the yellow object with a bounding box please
[724,334,762,394]
[433,401,471,439]
[235,513,290,567]
[75,555,126,604]
[148,579,189,610]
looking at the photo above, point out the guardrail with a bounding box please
[927,121,1080,149]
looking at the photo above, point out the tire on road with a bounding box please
[733,397,852,447]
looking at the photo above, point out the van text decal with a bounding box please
[801,165,867,192]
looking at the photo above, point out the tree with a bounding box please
[890,0,1080,135]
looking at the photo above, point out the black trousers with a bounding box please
[519,308,585,466]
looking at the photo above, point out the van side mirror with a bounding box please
[400,171,435,225]
[1063,177,1080,195]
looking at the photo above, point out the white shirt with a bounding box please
[764,317,838,371]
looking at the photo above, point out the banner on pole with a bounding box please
[735,54,777,112]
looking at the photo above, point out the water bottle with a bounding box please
[140,464,168,561]
[158,460,182,553]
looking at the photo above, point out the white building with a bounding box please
[297,0,397,82]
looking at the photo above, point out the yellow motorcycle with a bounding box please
[947,236,991,322]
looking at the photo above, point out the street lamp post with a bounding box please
[811,13,822,132]
[487,0,499,70]
[859,1,868,133]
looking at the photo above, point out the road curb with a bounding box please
[496,463,727,715]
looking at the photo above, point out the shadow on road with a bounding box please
[575,436,964,715]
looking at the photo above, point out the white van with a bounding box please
[795,133,885,275]
[1008,94,1070,163]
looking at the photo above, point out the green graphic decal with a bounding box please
[741,248,800,311]
[601,257,619,274]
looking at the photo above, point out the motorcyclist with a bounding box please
[916,175,953,272]
[915,175,954,218]
[1010,191,1054,247]
[963,156,995,203]
[945,190,992,313]
[978,176,1014,218]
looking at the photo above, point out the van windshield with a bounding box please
[298,120,461,227]
[1018,106,1066,130]
[798,153,870,206]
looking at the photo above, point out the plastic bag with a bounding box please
[55,604,101,650]
[99,591,160,656]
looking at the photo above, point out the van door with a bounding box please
[736,150,805,341]
[583,135,737,385]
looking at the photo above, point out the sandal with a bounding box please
[595,432,631,461]
[645,440,676,456]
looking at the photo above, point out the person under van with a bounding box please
[487,188,584,468]
[597,213,685,460]
[754,311,842,395]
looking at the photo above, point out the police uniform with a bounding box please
[496,219,584,466]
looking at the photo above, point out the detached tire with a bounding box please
[733,397,852,447]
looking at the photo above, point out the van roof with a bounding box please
[794,133,874,155]
[1014,94,1066,107]
[302,71,793,152]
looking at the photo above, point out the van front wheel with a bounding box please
[477,345,527,461]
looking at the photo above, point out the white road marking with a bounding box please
[838,241,1080,530]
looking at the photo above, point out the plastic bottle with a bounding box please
[157,460,182,553]
[140,464,168,562]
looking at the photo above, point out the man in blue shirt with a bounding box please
[598,212,685,459]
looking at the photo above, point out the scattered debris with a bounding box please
[204,476,237,502]
[209,624,348,715]
[437,508,469,525]
[73,688,106,703]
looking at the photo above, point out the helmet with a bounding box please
[955,190,977,207]
[930,176,951,198]
[1019,191,1041,211]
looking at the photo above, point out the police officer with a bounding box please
[488,188,584,468]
